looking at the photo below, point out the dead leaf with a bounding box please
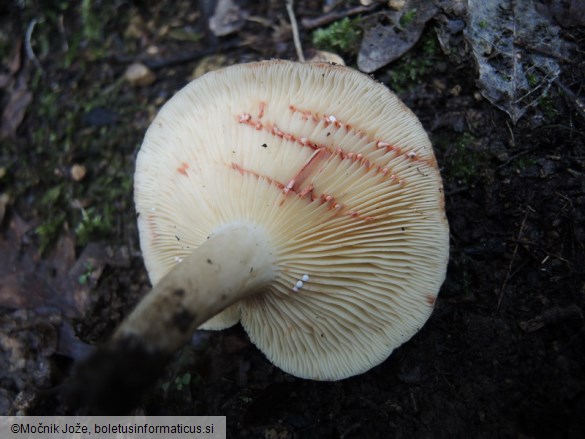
[209,0,249,37]
[0,39,22,89]
[357,0,438,73]
[0,193,9,224]
[0,87,33,139]
[544,0,585,28]
[8,39,23,75]
[0,218,78,316]
[64,243,112,314]
[0,213,130,317]
[464,0,563,122]
[0,74,11,89]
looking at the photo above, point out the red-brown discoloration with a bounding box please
[239,104,435,183]
[228,162,374,221]
[177,162,190,176]
[232,101,438,223]
[230,162,286,191]
[284,148,331,194]
[147,214,158,240]
[426,295,436,306]
[298,183,314,199]
[258,101,266,119]
[288,104,436,167]
[239,112,401,179]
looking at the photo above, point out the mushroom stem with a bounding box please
[115,222,277,356]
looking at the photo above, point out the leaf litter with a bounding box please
[357,0,438,73]
[0,211,131,400]
[464,0,564,122]
[0,39,33,139]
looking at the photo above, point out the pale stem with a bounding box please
[114,222,277,356]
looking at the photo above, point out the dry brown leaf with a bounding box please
[0,213,130,317]
[209,0,249,37]
[0,39,22,89]
[357,0,438,73]
[0,88,33,139]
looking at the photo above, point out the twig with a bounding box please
[410,388,418,412]
[445,186,469,197]
[532,124,585,139]
[246,15,278,31]
[340,423,362,439]
[111,40,245,70]
[554,78,585,121]
[496,149,529,171]
[513,38,572,64]
[497,207,531,310]
[286,0,305,62]
[514,66,554,105]
[25,19,42,70]
[301,4,379,30]
[504,238,571,265]
[57,14,69,52]
[505,120,515,147]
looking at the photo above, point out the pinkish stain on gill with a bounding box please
[283,148,331,194]
[289,104,440,169]
[229,162,374,221]
[238,103,429,179]
[237,111,409,192]
[258,101,266,119]
[177,162,190,176]
[232,102,426,222]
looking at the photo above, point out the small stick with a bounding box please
[286,0,305,62]
[554,79,585,121]
[301,4,378,30]
[25,19,42,70]
[497,207,531,310]
[111,40,244,70]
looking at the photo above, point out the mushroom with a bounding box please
[117,60,449,381]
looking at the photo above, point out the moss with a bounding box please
[6,4,138,253]
[75,206,114,246]
[435,132,487,186]
[80,0,102,43]
[161,372,194,393]
[526,71,538,88]
[400,9,417,27]
[387,32,440,92]
[538,95,559,120]
[36,212,66,254]
[451,132,482,183]
[515,156,537,171]
[78,261,94,285]
[312,17,362,56]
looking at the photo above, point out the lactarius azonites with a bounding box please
[118,60,449,380]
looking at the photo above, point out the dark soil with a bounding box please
[1,1,584,438]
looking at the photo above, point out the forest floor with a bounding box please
[0,1,584,438]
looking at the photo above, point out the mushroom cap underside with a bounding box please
[134,60,449,380]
